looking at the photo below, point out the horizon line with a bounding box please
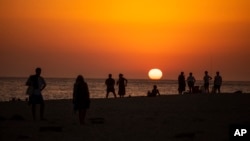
[0,76,249,82]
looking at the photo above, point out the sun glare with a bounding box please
[148,68,163,80]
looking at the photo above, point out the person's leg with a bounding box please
[39,95,45,120]
[214,86,217,93]
[188,86,191,93]
[106,91,109,98]
[32,104,36,120]
[118,91,121,98]
[40,103,45,120]
[79,109,86,125]
[192,84,195,93]
[204,83,209,93]
[112,91,117,98]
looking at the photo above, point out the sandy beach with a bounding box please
[1,94,250,141]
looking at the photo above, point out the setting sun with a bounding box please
[148,69,163,80]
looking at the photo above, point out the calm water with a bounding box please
[0,77,250,101]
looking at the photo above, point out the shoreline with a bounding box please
[3,92,249,102]
[1,94,250,141]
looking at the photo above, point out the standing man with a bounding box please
[26,67,46,120]
[214,71,222,93]
[203,71,212,93]
[105,74,117,98]
[187,72,196,93]
[117,74,128,98]
[178,72,186,94]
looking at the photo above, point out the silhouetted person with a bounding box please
[117,74,128,98]
[105,74,117,98]
[187,72,196,93]
[214,71,222,93]
[178,72,186,94]
[26,67,46,120]
[147,85,160,97]
[73,75,90,125]
[203,71,212,93]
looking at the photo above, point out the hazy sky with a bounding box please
[0,0,249,80]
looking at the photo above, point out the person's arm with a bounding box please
[40,77,46,91]
[26,76,32,86]
[157,90,160,96]
[105,79,107,86]
[86,83,90,96]
[125,79,128,86]
[73,84,77,104]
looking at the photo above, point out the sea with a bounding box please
[0,77,250,102]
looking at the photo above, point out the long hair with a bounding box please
[75,75,84,85]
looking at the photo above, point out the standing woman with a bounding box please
[73,75,90,125]
[117,74,128,98]
[178,72,186,94]
[203,71,212,93]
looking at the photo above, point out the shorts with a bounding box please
[107,87,115,93]
[214,85,221,89]
[204,83,209,89]
[188,81,194,88]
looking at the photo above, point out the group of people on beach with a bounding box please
[104,73,161,97]
[25,67,128,124]
[25,67,222,124]
[178,71,222,94]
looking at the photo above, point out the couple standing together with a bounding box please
[105,73,128,98]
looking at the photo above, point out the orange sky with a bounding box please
[0,0,249,80]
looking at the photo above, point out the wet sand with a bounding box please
[0,93,250,141]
